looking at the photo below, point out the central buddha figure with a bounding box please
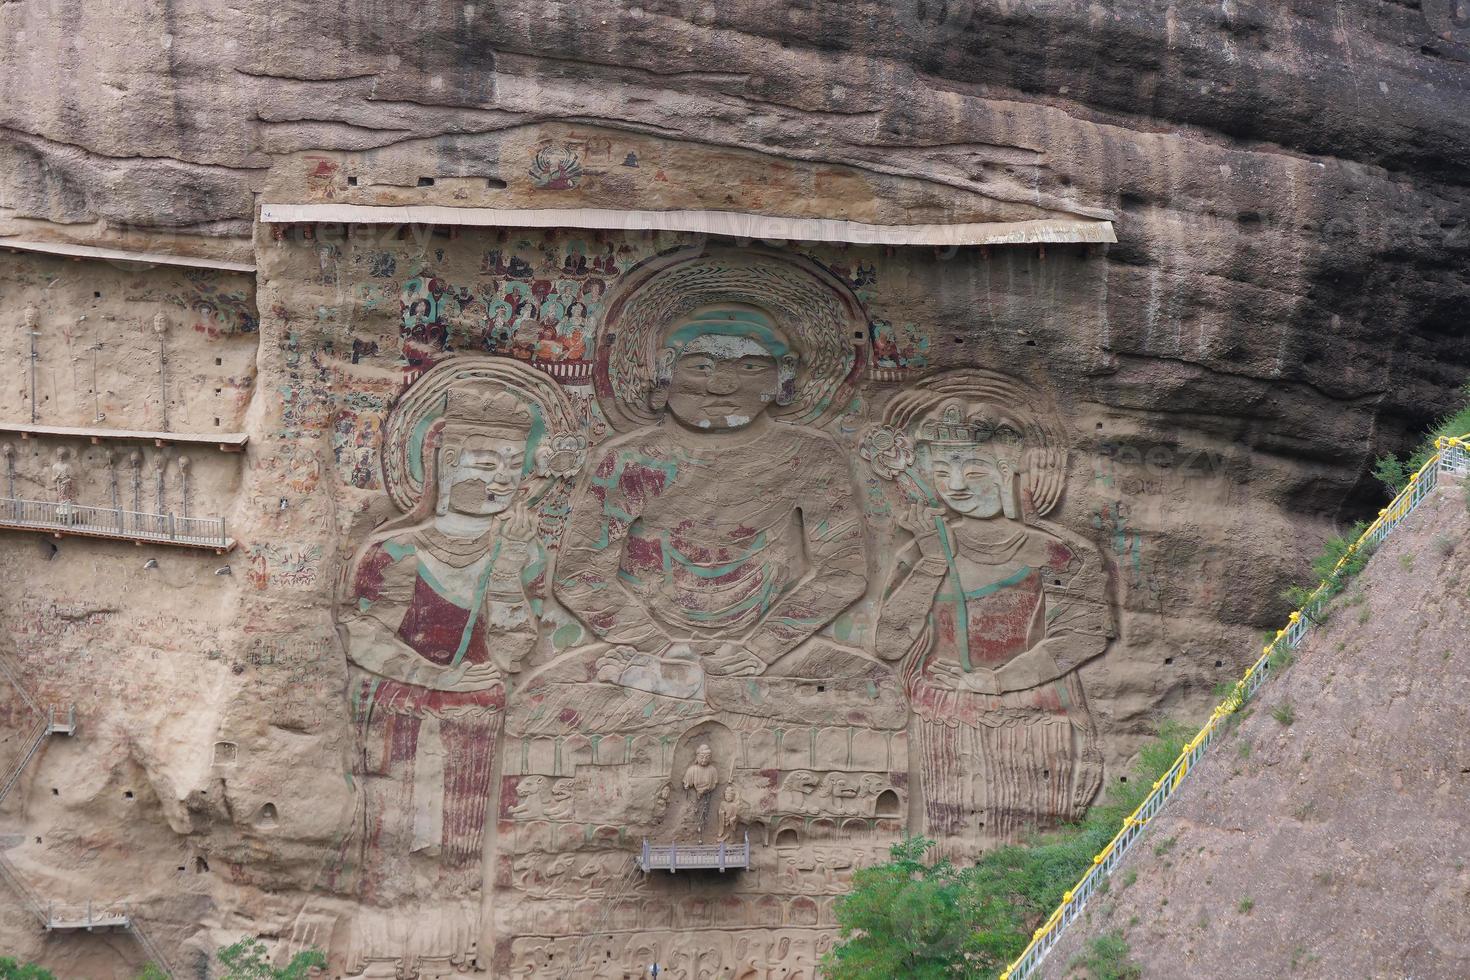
[555,302,867,697]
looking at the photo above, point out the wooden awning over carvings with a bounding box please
[0,238,256,273]
[0,423,248,452]
[258,204,1116,247]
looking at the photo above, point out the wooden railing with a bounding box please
[639,834,751,873]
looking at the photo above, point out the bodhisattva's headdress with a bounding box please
[380,356,587,518]
[861,368,1068,520]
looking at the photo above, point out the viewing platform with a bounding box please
[639,834,751,873]
[0,498,234,552]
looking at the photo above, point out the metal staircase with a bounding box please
[0,657,173,977]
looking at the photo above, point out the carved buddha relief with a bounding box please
[865,369,1113,846]
[552,249,870,700]
[335,356,584,976]
[323,243,1122,980]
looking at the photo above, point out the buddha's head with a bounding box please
[652,303,798,431]
[694,743,713,767]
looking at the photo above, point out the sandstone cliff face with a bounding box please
[4,0,1468,452]
[0,2,1465,978]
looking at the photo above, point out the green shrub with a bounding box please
[0,959,56,980]
[1267,646,1295,673]
[1066,930,1141,980]
[823,723,1190,979]
[1373,380,1470,495]
[217,939,326,980]
[1271,702,1296,727]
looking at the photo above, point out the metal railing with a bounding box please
[639,833,751,873]
[127,910,174,978]
[0,850,49,930]
[0,658,172,976]
[0,717,51,805]
[42,899,131,930]
[0,497,230,550]
[1000,434,1470,980]
[565,855,643,978]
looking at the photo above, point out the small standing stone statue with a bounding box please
[50,447,76,522]
[680,743,720,842]
[650,782,672,824]
[716,784,742,844]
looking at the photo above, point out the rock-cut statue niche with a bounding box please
[556,288,867,700]
[335,356,584,975]
[864,369,1114,846]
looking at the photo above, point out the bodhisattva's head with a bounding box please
[435,392,534,518]
[917,400,1026,521]
[653,304,798,431]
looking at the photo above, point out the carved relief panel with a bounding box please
[323,242,1118,978]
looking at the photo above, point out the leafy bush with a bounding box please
[217,939,326,980]
[823,722,1190,979]
[1373,380,1470,495]
[1066,930,1140,980]
[0,939,326,980]
[0,959,55,980]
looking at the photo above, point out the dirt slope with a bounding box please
[1043,479,1470,980]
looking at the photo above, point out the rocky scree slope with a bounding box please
[1042,478,1470,979]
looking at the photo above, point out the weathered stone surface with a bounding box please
[0,3,1466,977]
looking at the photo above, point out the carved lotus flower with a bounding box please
[536,433,589,480]
[859,425,915,481]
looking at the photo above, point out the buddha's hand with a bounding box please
[700,642,766,677]
[500,499,539,544]
[927,658,1002,695]
[898,501,954,563]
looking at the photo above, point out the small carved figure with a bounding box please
[509,776,551,818]
[779,770,822,815]
[50,447,75,521]
[650,782,672,823]
[546,778,574,820]
[716,784,741,843]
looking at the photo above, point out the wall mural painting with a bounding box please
[328,246,1119,978]
[394,237,625,370]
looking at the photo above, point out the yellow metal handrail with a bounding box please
[999,433,1469,980]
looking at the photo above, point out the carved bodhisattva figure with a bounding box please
[557,302,866,698]
[716,784,742,843]
[337,358,582,976]
[866,370,1113,847]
